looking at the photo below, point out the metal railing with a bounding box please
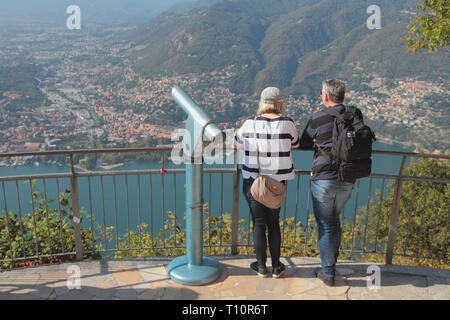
[0,147,448,267]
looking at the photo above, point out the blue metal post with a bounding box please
[186,163,203,266]
[167,86,221,286]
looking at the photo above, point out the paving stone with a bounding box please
[112,288,140,300]
[0,257,448,300]
[138,289,160,300]
[159,287,183,300]
[291,293,328,300]
[287,278,320,295]
[81,275,111,287]
[209,270,229,289]
[0,285,17,293]
[214,275,240,292]
[111,266,144,287]
[218,289,235,298]
[179,288,200,300]
[306,286,328,297]
[291,266,316,278]
[56,289,93,300]
[48,291,57,300]
[325,285,349,297]
[378,274,429,300]
[11,288,37,295]
[194,287,217,300]
[39,271,69,282]
[347,273,429,300]
[337,268,356,276]
[427,276,449,300]
[231,278,259,297]
[257,277,287,292]
[81,285,116,300]
[5,274,41,286]
[347,286,384,300]
[30,284,55,299]
[55,285,72,297]
[328,295,348,300]
[137,265,170,285]
[247,291,291,300]
[278,266,298,279]
[2,292,40,300]
[222,296,247,300]
[0,277,17,285]
[150,279,172,289]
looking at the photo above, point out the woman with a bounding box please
[234,87,300,278]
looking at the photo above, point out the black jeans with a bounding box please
[243,177,282,269]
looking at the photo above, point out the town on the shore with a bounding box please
[1,26,448,167]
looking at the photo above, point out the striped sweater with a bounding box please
[234,115,300,182]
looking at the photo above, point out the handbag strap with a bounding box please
[253,116,262,175]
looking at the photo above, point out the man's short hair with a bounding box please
[322,79,346,103]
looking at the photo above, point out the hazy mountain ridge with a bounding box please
[121,0,448,96]
[0,0,198,26]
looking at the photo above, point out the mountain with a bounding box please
[121,0,449,95]
[0,0,198,26]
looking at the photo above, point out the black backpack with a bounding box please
[321,105,376,183]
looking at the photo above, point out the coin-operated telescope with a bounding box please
[167,86,222,285]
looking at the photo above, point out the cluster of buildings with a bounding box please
[347,75,449,129]
[0,27,448,164]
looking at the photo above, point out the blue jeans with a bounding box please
[311,179,354,278]
[243,177,282,269]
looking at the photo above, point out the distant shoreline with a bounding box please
[375,136,417,152]
[98,162,126,170]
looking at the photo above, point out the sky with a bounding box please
[0,0,198,26]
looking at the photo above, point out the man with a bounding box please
[299,79,362,286]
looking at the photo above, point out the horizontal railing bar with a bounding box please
[3,248,442,264]
[0,147,173,158]
[370,150,449,160]
[233,244,379,256]
[91,245,233,254]
[385,253,447,261]
[1,148,449,160]
[363,173,448,184]
[0,173,72,182]
[92,244,388,256]
[1,170,447,185]
[76,168,238,177]
[398,175,448,184]
[0,252,76,264]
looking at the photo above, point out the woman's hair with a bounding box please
[257,100,284,115]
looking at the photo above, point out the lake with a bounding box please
[0,141,414,249]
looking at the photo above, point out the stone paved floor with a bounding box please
[0,256,448,300]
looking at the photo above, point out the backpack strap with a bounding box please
[323,106,344,118]
[253,116,262,176]
[312,106,344,175]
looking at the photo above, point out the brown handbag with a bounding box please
[250,116,287,209]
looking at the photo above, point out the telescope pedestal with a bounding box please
[167,256,221,286]
[167,142,221,286]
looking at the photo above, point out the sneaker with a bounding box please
[250,262,268,278]
[272,263,286,279]
[314,268,335,286]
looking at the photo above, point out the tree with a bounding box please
[354,157,449,268]
[404,0,450,53]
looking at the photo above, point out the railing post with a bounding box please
[69,154,83,261]
[386,156,407,265]
[231,151,240,255]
